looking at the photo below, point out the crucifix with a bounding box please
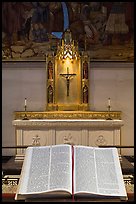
[60,67,76,96]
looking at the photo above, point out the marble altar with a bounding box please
[12,118,124,161]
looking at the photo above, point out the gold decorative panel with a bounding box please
[46,29,90,111]
[13,111,122,120]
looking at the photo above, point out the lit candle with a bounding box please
[108,98,111,106]
[25,98,27,106]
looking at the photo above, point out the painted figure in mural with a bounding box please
[80,3,99,45]
[2,2,33,58]
[2,2,33,43]
[67,2,99,49]
[105,2,128,45]
[67,2,84,43]
[83,85,88,104]
[124,2,134,44]
[2,2,23,44]
[31,2,49,42]
[103,2,131,45]
[19,17,32,41]
[48,85,53,103]
[48,61,53,79]
[83,61,88,79]
[67,2,81,23]
[48,2,63,32]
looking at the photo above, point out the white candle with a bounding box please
[108,98,111,106]
[25,98,27,106]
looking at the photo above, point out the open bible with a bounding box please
[15,144,127,201]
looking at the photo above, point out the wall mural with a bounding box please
[2,2,134,61]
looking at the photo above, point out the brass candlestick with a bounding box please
[106,105,112,120]
[23,105,29,120]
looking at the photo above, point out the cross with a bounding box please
[60,67,76,96]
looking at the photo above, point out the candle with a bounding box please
[25,98,27,106]
[108,98,111,106]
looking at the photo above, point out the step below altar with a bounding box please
[13,111,123,161]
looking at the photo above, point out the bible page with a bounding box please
[15,145,72,200]
[74,146,98,194]
[95,147,127,198]
[15,146,51,199]
[49,144,72,194]
[15,146,33,200]
[74,146,127,199]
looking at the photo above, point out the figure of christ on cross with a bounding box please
[60,67,76,96]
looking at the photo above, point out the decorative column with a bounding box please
[46,53,55,110]
[81,52,90,110]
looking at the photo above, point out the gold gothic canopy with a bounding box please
[46,29,90,111]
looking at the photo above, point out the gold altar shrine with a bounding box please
[46,29,89,111]
[13,29,123,160]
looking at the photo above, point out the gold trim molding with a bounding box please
[13,111,122,120]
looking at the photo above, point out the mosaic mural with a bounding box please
[2,2,134,61]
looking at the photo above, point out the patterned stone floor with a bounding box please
[2,175,20,194]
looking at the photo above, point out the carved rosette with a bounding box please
[95,135,107,146]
